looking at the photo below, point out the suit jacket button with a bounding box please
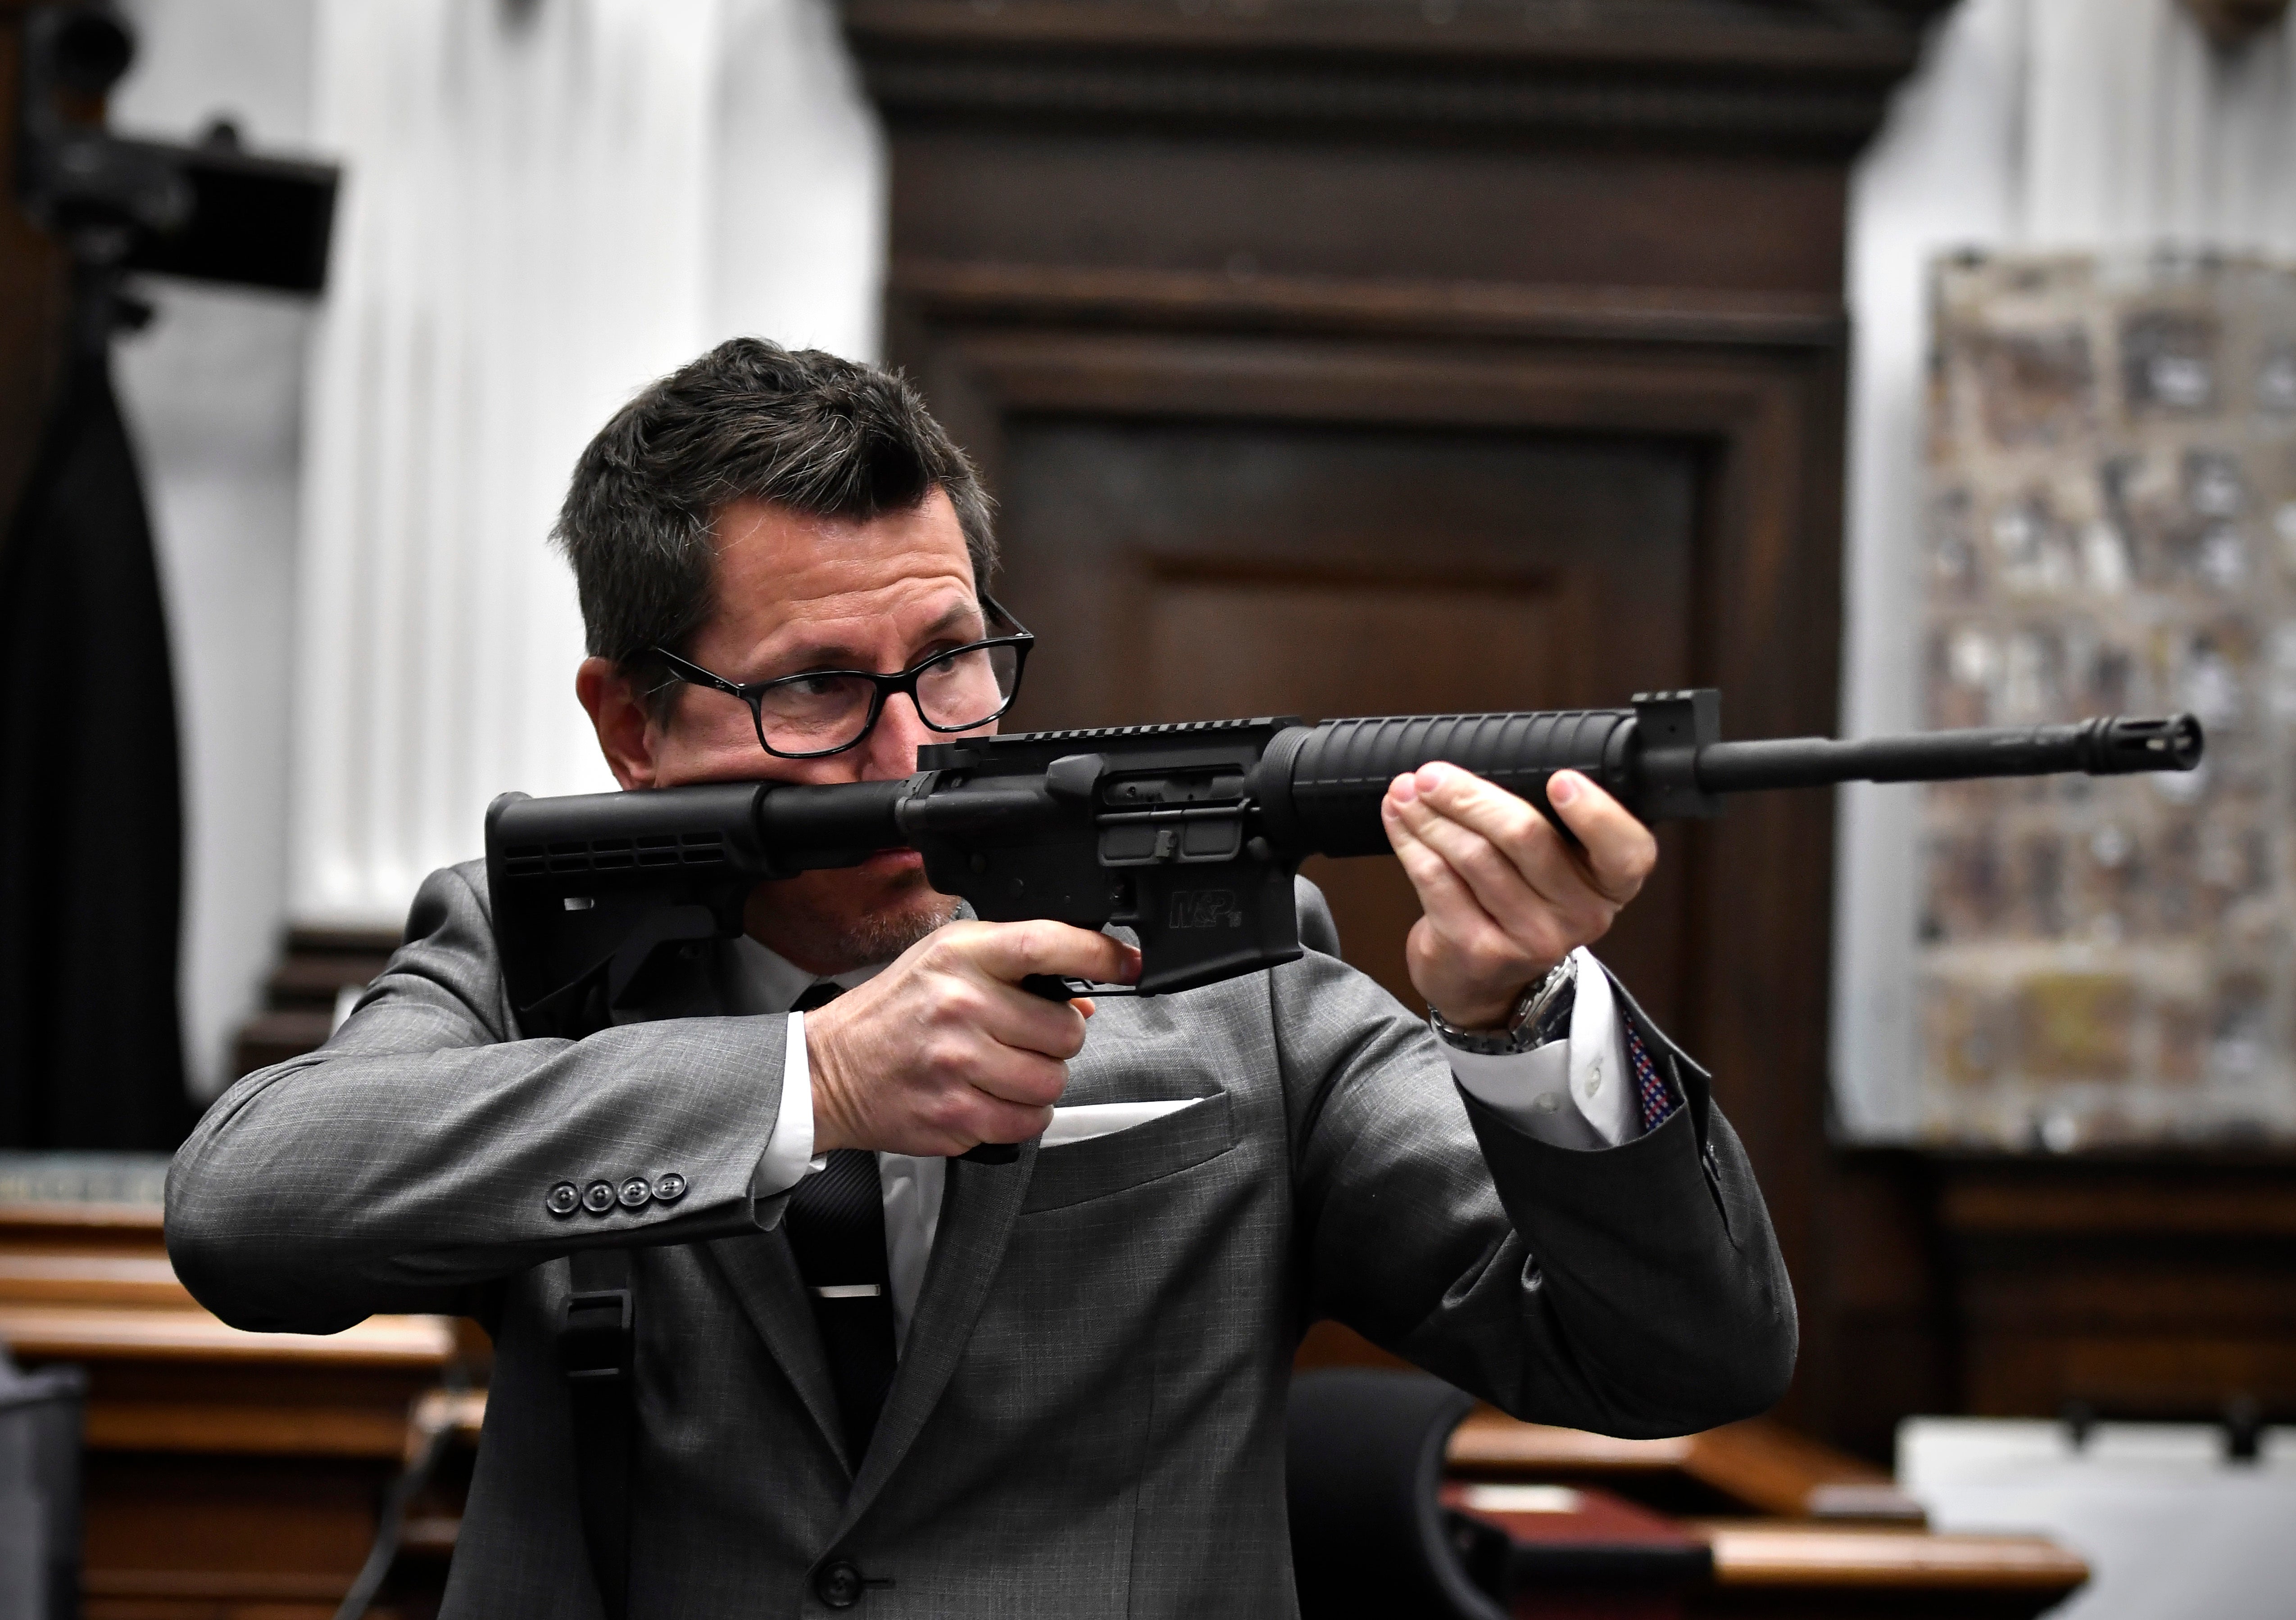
[653,1171,688,1203]
[581,1181,617,1215]
[617,1176,652,1209]
[815,1560,863,1608]
[545,1182,581,1217]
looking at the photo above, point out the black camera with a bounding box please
[15,3,337,291]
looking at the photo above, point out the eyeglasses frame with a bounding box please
[644,593,1036,760]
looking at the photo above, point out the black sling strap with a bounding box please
[555,979,885,1615]
[782,981,900,1468]
[560,1245,635,1620]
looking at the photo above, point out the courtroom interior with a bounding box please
[3,1,2296,1617]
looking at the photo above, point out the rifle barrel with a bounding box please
[1693,713,2203,794]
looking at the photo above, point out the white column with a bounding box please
[291,0,885,929]
[710,0,887,358]
[291,0,692,925]
[2025,0,2296,255]
[112,0,319,1092]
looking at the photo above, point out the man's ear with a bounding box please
[576,657,662,789]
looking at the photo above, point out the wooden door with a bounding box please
[994,415,1701,1026]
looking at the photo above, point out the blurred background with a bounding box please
[4,2,2296,1617]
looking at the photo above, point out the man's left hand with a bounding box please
[1381,764,1657,1032]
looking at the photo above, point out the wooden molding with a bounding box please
[850,0,1951,65]
[1932,1155,2296,1420]
[1939,1157,2296,1238]
[847,0,1948,153]
[891,258,1847,349]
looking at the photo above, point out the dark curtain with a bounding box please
[0,325,194,1148]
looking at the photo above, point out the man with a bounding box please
[168,340,1793,1618]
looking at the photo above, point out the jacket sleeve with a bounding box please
[165,861,790,1333]
[1278,887,1796,1438]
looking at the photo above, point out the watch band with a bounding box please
[1428,956,1577,1057]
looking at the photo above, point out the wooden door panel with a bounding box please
[995,415,1702,1023]
[1144,569,1587,1013]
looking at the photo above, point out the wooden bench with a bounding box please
[0,1202,458,1620]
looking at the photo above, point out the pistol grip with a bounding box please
[956,974,1074,1165]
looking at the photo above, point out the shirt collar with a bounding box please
[724,934,888,1016]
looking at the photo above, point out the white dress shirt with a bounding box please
[726,936,1638,1348]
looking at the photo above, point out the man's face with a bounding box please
[577,487,991,975]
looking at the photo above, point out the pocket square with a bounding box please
[1041,1097,1205,1148]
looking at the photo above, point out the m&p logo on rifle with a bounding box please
[1167,890,1242,931]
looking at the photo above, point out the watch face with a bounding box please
[1520,958,1578,1042]
[1529,988,1574,1047]
[1431,959,1579,1055]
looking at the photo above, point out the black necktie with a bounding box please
[784,981,898,1465]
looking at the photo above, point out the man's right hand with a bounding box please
[804,920,1140,1157]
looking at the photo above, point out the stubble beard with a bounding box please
[743,866,959,978]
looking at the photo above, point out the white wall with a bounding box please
[288,0,885,929]
[712,0,885,357]
[109,0,319,1097]
[101,0,885,1091]
[1835,0,2296,1138]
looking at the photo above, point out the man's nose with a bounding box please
[859,692,933,781]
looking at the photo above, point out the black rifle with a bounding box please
[487,688,2201,1033]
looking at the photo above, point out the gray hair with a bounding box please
[552,337,997,716]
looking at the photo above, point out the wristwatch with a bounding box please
[1427,956,1577,1057]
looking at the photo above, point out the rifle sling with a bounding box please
[560,1246,635,1619]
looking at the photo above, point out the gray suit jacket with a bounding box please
[166,864,1794,1619]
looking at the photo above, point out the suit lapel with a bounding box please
[665,941,853,1464]
[702,1230,851,1470]
[658,932,1034,1498]
[835,1139,1037,1525]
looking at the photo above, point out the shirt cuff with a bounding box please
[748,1010,825,1199]
[1445,948,1638,1150]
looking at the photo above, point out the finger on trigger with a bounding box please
[975,918,1132,991]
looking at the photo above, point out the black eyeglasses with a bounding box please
[648,594,1035,760]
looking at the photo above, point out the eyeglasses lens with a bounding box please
[915,642,1020,730]
[752,642,1021,756]
[755,674,879,755]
